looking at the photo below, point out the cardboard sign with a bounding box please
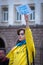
[16,5,32,15]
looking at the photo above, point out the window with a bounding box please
[41,3,43,22]
[16,10,21,20]
[2,8,8,22]
[29,6,35,21]
[15,5,21,22]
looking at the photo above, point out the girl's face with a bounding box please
[18,30,25,41]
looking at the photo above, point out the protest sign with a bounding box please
[16,5,33,15]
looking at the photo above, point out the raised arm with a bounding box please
[24,15,29,28]
[24,15,35,64]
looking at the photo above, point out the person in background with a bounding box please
[0,48,9,65]
[7,15,36,65]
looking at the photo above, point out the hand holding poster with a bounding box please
[16,4,33,15]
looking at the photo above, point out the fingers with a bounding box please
[24,15,29,22]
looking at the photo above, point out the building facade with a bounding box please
[0,0,43,65]
[0,0,43,26]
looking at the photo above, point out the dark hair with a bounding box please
[0,48,6,54]
[17,28,25,35]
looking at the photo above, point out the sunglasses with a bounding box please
[18,33,24,35]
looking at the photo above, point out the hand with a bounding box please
[24,15,29,28]
[24,15,29,22]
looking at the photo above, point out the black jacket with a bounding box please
[0,57,9,65]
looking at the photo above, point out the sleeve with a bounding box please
[6,49,14,65]
[5,58,9,65]
[25,27,35,63]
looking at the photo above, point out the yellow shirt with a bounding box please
[7,27,35,65]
